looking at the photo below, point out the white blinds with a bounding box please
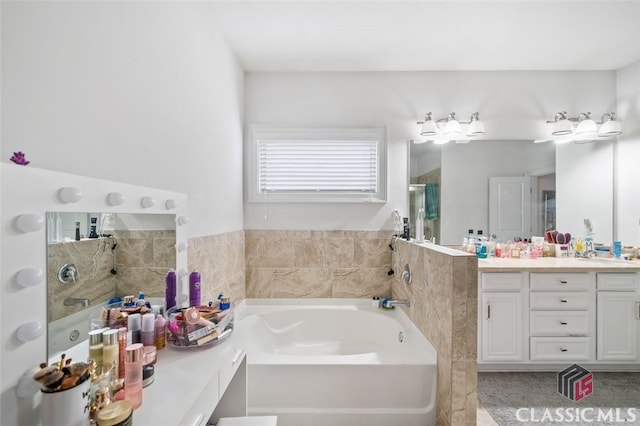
[258,139,379,193]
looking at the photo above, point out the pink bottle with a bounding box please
[124,343,144,409]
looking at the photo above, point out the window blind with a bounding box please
[257,139,379,193]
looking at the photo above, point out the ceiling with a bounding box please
[209,0,640,72]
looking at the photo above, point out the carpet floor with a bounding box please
[478,371,640,426]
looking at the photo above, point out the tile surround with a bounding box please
[392,239,478,426]
[245,229,393,299]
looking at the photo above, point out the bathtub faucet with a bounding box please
[380,298,411,309]
[64,297,90,307]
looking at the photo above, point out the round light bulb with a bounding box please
[16,321,44,343]
[107,192,126,206]
[58,186,83,204]
[176,241,188,252]
[177,216,189,226]
[16,268,44,288]
[165,199,178,210]
[141,196,156,208]
[16,214,45,233]
[178,268,188,278]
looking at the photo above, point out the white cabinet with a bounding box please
[479,273,527,362]
[596,273,640,361]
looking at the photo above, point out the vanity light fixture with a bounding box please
[16,213,45,233]
[165,199,178,210]
[58,186,83,204]
[16,267,44,288]
[546,111,622,141]
[416,111,485,144]
[107,192,126,206]
[16,320,44,343]
[141,196,156,208]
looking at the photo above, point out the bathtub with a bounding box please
[234,299,437,426]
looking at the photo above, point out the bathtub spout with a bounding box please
[380,298,410,309]
[64,297,90,307]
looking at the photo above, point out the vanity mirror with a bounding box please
[409,140,614,246]
[46,212,177,358]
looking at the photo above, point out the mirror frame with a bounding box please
[1,164,187,399]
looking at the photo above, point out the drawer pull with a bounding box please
[560,321,568,325]
[560,347,568,352]
[560,299,568,303]
[636,302,640,320]
[560,280,568,284]
[487,304,491,320]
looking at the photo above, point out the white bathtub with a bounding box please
[234,299,437,426]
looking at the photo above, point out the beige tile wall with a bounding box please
[113,230,176,298]
[245,230,393,299]
[187,230,246,306]
[392,239,478,426]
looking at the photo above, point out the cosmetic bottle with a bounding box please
[124,343,144,410]
[154,315,166,350]
[127,313,141,345]
[75,221,81,241]
[165,269,176,311]
[402,217,410,240]
[102,329,119,379]
[88,329,105,368]
[140,313,155,346]
[89,217,99,238]
[117,327,127,382]
[189,269,201,307]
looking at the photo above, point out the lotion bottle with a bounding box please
[102,329,119,378]
[124,343,144,410]
[140,313,155,347]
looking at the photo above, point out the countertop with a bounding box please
[133,333,242,426]
[478,257,640,272]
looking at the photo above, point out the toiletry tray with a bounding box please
[165,305,234,350]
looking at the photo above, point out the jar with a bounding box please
[96,400,133,426]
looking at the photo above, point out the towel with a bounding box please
[425,183,439,220]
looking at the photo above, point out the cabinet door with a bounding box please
[481,292,525,362]
[597,292,639,361]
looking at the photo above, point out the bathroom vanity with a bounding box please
[477,258,640,370]
[134,338,247,425]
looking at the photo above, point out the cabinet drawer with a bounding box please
[597,273,639,291]
[530,311,590,336]
[530,273,592,291]
[530,337,591,361]
[481,273,526,291]
[530,292,591,310]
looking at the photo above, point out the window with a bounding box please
[249,126,387,203]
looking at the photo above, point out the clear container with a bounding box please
[124,343,143,410]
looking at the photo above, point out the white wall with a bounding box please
[244,71,616,231]
[1,1,245,238]
[440,141,555,245]
[616,59,640,246]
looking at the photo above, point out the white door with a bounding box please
[597,292,639,361]
[481,292,525,362]
[489,177,532,241]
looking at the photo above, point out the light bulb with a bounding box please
[16,214,44,233]
[107,192,126,206]
[16,268,44,288]
[16,321,44,343]
[165,199,178,210]
[141,196,156,208]
[177,216,189,226]
[176,241,188,252]
[58,187,83,204]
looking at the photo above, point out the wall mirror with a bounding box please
[409,140,614,246]
[46,212,176,358]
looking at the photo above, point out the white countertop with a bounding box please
[133,333,242,426]
[478,256,640,272]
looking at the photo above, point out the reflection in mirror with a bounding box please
[46,212,175,359]
[409,140,571,245]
